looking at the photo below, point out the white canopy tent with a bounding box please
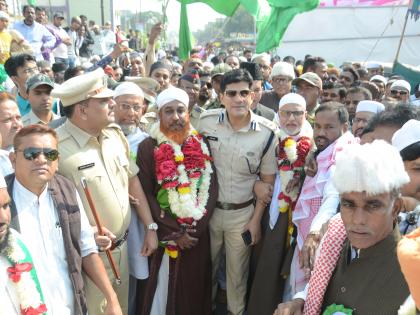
[276,5,420,67]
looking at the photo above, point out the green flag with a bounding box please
[179,0,240,16]
[256,0,319,53]
[179,3,192,61]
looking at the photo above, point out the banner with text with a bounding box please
[320,0,409,7]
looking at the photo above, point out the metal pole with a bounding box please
[100,0,105,26]
[394,9,409,63]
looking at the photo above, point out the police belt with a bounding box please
[110,229,129,250]
[216,199,254,210]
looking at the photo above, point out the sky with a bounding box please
[115,0,225,32]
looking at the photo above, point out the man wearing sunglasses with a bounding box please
[390,79,411,103]
[6,124,123,314]
[198,69,278,315]
[51,68,157,315]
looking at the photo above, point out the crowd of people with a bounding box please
[0,4,420,315]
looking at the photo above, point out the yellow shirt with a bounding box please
[0,30,12,64]
[56,120,139,238]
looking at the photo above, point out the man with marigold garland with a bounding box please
[248,93,313,315]
[136,87,218,315]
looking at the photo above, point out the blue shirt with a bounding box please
[17,93,60,116]
[263,80,273,90]
[13,21,56,61]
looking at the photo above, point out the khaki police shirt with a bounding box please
[198,109,278,204]
[190,104,205,129]
[22,110,59,126]
[56,119,139,238]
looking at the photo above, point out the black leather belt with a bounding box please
[216,199,254,210]
[111,229,129,250]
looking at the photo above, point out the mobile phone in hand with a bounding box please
[241,230,252,246]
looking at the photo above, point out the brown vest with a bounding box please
[321,228,409,315]
[6,173,88,315]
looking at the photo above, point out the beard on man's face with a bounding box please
[160,115,191,145]
[0,224,10,253]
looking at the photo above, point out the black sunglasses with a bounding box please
[17,147,59,161]
[225,89,251,98]
[391,90,408,96]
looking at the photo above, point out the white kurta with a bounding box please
[126,127,149,279]
[13,178,97,314]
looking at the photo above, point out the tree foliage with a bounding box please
[193,5,254,45]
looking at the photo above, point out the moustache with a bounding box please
[315,136,329,142]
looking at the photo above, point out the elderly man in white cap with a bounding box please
[248,93,313,315]
[275,140,410,315]
[390,79,411,103]
[52,68,158,315]
[352,100,385,138]
[113,82,152,315]
[370,74,387,98]
[260,61,295,112]
[136,87,218,315]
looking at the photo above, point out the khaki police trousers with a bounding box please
[83,242,129,315]
[210,205,254,315]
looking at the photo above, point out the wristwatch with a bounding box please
[147,222,158,231]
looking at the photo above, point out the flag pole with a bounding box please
[394,8,410,64]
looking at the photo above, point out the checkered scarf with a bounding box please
[303,215,347,315]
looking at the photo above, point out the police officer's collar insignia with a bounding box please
[250,120,257,131]
[218,112,225,124]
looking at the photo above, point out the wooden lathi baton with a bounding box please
[80,177,121,285]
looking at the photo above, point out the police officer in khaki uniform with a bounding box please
[197,69,278,315]
[51,68,158,315]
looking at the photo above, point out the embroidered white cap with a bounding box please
[390,80,411,93]
[270,62,295,80]
[279,93,306,110]
[370,75,387,85]
[156,87,189,110]
[333,140,409,195]
[113,82,144,99]
[355,100,385,114]
[392,119,420,152]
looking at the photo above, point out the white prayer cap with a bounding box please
[356,100,385,114]
[370,75,387,85]
[0,175,5,188]
[0,11,9,20]
[156,87,189,110]
[239,56,247,63]
[392,119,420,152]
[333,140,409,195]
[252,53,270,64]
[366,61,382,69]
[270,62,295,80]
[391,80,411,93]
[113,82,144,99]
[279,93,306,110]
